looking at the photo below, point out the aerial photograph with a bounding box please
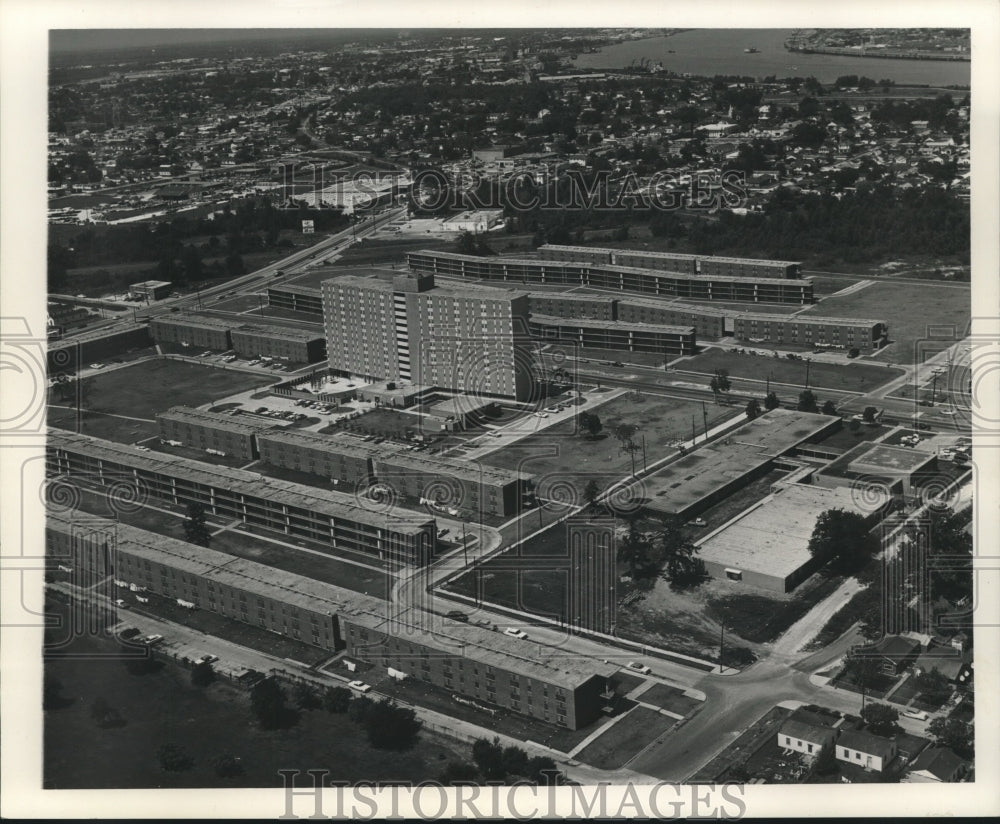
[31,19,986,816]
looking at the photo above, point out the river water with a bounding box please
[572,29,971,87]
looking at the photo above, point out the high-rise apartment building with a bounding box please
[322,272,538,401]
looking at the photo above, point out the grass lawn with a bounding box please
[640,683,702,717]
[808,275,864,296]
[575,706,676,770]
[799,281,970,366]
[255,305,326,323]
[674,348,903,392]
[209,295,265,313]
[706,569,845,644]
[44,610,465,788]
[47,405,159,444]
[67,358,273,420]
[482,393,735,500]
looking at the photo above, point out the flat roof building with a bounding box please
[695,483,890,592]
[408,250,813,305]
[734,312,888,353]
[157,406,275,461]
[341,606,618,730]
[47,429,435,566]
[322,272,540,402]
[267,283,323,316]
[150,313,233,351]
[47,510,387,652]
[642,409,843,518]
[815,440,940,496]
[129,280,173,301]
[539,244,802,279]
[529,314,697,356]
[231,322,326,364]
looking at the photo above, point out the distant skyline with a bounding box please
[49,28,392,53]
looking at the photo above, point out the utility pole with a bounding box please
[691,415,697,445]
[462,522,468,567]
[719,622,725,672]
[702,401,709,440]
[641,435,647,471]
[805,358,811,390]
[931,372,938,406]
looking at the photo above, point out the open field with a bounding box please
[808,275,865,296]
[209,295,265,313]
[59,358,274,420]
[47,405,159,444]
[575,706,676,770]
[673,348,903,392]
[44,603,464,788]
[482,393,736,499]
[799,281,970,366]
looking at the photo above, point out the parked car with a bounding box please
[625,661,651,674]
[688,518,708,527]
[444,610,469,622]
[89,363,105,369]
[114,599,127,608]
[347,680,372,693]
[503,628,528,639]
[902,708,929,721]
[194,654,218,666]
[143,634,164,646]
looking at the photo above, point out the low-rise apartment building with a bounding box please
[231,323,326,363]
[150,313,233,350]
[157,406,272,461]
[733,313,888,353]
[529,314,697,356]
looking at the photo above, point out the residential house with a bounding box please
[867,635,922,675]
[836,730,898,773]
[903,746,968,783]
[776,719,835,758]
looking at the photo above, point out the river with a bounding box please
[572,29,970,87]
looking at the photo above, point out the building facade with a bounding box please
[150,314,233,350]
[129,280,173,301]
[322,272,539,401]
[529,314,696,356]
[47,430,436,566]
[231,323,326,363]
[407,251,813,305]
[341,609,618,730]
[267,283,324,316]
[733,313,888,353]
[156,406,271,461]
[539,245,802,278]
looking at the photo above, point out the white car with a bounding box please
[143,634,164,646]
[625,661,651,674]
[503,628,528,639]
[347,680,372,693]
[194,654,218,666]
[114,599,127,608]
[488,431,501,438]
[902,708,929,721]
[89,363,105,369]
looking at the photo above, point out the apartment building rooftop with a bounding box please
[158,405,276,436]
[47,429,433,535]
[530,313,696,336]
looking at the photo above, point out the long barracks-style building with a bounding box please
[256,429,534,519]
[46,510,385,650]
[157,406,274,461]
[48,511,618,730]
[46,429,435,565]
[538,244,803,279]
[529,314,696,356]
[407,250,813,304]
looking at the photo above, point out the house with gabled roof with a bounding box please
[836,730,898,773]
[776,718,835,758]
[903,746,968,783]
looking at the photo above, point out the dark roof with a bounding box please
[871,635,922,658]
[838,730,897,761]
[915,649,963,680]
[908,746,966,780]
[893,731,932,760]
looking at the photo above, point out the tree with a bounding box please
[158,743,194,772]
[250,678,290,730]
[914,667,953,705]
[583,479,601,511]
[191,661,215,687]
[225,252,246,276]
[293,682,322,711]
[617,519,648,580]
[797,389,819,413]
[215,754,245,779]
[323,686,352,714]
[347,694,373,723]
[525,755,563,786]
[578,411,602,439]
[360,699,422,750]
[813,740,837,775]
[821,400,838,416]
[843,651,882,691]
[615,423,638,455]
[501,745,530,778]
[848,347,860,359]
[764,391,781,411]
[709,369,731,403]
[927,717,974,758]
[862,406,879,424]
[660,514,707,590]
[861,702,900,736]
[472,737,506,780]
[183,502,211,547]
[439,761,479,785]
[745,398,761,420]
[808,508,879,574]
